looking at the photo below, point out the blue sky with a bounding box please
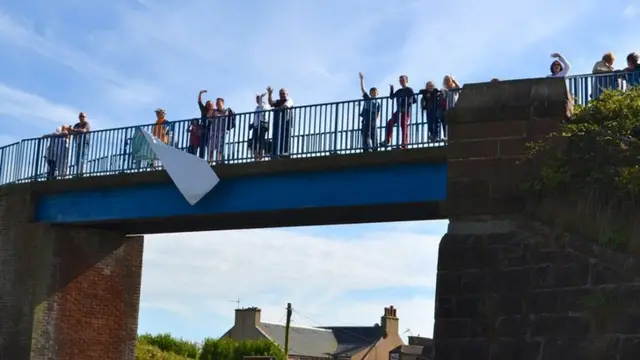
[1,0,638,343]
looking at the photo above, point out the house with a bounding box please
[388,336,433,360]
[222,305,404,360]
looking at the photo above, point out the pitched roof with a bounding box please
[259,322,338,358]
[258,323,384,358]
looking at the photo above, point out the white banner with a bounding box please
[140,128,219,206]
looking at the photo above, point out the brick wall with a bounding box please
[434,217,640,360]
[0,188,144,360]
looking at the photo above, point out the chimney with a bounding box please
[234,307,262,330]
[381,305,399,337]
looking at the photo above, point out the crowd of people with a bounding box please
[38,51,640,180]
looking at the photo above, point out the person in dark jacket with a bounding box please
[358,72,380,152]
[624,52,640,87]
[197,89,215,159]
[419,81,439,142]
[266,86,294,158]
[380,75,415,149]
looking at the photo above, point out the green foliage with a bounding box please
[135,341,193,360]
[137,333,199,359]
[526,88,640,200]
[199,337,286,360]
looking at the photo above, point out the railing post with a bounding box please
[32,138,42,181]
[332,103,340,154]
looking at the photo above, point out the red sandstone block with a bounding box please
[448,178,491,199]
[449,120,527,141]
[448,139,499,160]
[497,138,527,158]
[448,158,523,180]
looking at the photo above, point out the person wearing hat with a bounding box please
[152,108,169,144]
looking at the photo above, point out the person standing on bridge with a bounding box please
[69,112,90,176]
[267,86,294,158]
[548,53,571,78]
[250,93,270,160]
[152,108,170,144]
[380,75,415,149]
[419,81,439,142]
[358,72,380,152]
[207,97,235,164]
[197,90,215,160]
[43,126,70,180]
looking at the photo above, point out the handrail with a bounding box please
[0,71,638,187]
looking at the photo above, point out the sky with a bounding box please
[1,0,638,344]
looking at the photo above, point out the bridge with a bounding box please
[1,74,639,360]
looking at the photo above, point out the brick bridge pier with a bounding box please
[1,77,639,359]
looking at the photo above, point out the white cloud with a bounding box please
[0,83,108,131]
[0,83,81,127]
[142,224,443,339]
[623,5,638,19]
[0,0,601,129]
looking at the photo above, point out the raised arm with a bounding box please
[389,84,395,98]
[359,72,367,96]
[551,53,571,77]
[198,89,207,109]
[266,86,276,107]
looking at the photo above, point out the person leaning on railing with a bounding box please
[591,52,619,99]
[439,75,461,140]
[266,86,294,159]
[68,112,90,176]
[418,81,440,142]
[623,52,640,87]
[43,126,71,180]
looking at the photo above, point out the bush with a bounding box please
[137,333,199,359]
[528,88,640,198]
[525,87,640,248]
[135,341,193,360]
[199,338,286,360]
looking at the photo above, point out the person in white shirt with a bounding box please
[548,53,571,77]
[250,93,269,160]
[44,126,70,180]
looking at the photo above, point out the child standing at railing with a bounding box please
[358,72,380,152]
[187,119,202,155]
[250,93,269,160]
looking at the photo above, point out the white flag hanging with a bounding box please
[140,128,220,205]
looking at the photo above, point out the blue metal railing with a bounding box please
[0,93,459,185]
[0,71,638,186]
[567,71,640,105]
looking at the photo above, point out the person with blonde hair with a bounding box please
[592,52,619,98]
[592,52,615,73]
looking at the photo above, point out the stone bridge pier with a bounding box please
[434,78,640,359]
